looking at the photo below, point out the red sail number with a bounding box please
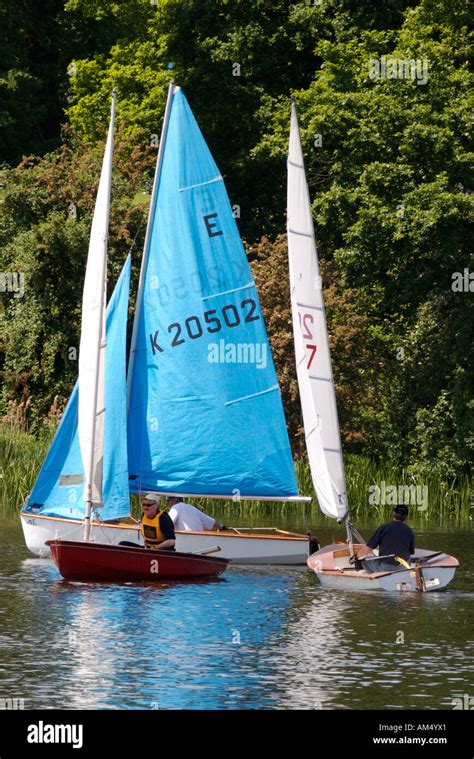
[299,312,317,369]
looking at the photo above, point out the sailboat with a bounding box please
[21,83,312,565]
[21,92,139,555]
[288,99,459,592]
[31,90,227,582]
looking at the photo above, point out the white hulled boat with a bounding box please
[21,84,313,564]
[287,98,459,591]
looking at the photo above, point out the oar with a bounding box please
[415,551,444,565]
[193,546,221,555]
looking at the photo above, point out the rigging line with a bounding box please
[288,228,313,238]
[90,507,114,544]
[59,521,90,541]
[127,215,145,256]
[202,281,255,300]
[92,509,131,544]
[178,175,223,192]
[225,385,279,407]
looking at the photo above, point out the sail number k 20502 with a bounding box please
[149,298,260,356]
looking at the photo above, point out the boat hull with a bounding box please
[308,543,459,592]
[20,512,310,564]
[47,539,228,582]
[21,512,140,557]
[316,566,457,592]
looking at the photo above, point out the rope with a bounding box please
[127,216,145,256]
[49,511,139,545]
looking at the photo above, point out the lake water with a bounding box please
[0,516,472,710]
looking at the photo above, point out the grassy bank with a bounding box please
[0,426,53,517]
[1,426,472,524]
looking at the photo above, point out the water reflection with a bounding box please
[275,579,473,710]
[0,521,472,710]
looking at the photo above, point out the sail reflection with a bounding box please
[7,541,473,711]
[51,568,297,709]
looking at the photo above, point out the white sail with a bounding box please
[78,91,116,508]
[287,100,348,519]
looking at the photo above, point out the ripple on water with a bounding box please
[0,521,472,709]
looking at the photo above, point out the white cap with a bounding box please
[142,492,160,503]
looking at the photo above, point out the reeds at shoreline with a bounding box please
[1,426,471,525]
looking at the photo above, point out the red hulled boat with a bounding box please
[47,539,228,582]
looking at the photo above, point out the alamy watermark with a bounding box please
[451,268,473,292]
[207,340,267,369]
[368,481,428,512]
[368,56,429,86]
[27,721,83,749]
[0,697,25,709]
[0,271,24,298]
[451,694,473,710]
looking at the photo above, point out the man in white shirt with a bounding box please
[166,496,228,532]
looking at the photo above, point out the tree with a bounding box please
[254,0,473,472]
[0,126,154,426]
[1,0,471,475]
[64,0,420,240]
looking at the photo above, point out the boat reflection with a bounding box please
[274,576,468,710]
[10,551,473,711]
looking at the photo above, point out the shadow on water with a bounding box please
[0,519,472,710]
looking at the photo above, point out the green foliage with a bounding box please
[64,0,425,240]
[0,0,472,489]
[0,426,53,516]
[0,127,154,425]
[0,0,139,165]
[254,0,473,474]
[298,454,473,524]
[0,0,63,163]
[250,235,389,457]
[2,424,471,524]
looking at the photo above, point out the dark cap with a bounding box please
[394,504,409,515]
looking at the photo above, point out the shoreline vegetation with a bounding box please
[1,425,471,525]
[1,1,472,493]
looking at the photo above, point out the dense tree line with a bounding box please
[0,0,472,477]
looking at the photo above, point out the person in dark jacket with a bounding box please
[357,504,415,564]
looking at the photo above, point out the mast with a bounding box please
[79,89,116,542]
[127,81,176,408]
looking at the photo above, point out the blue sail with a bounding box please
[127,87,297,497]
[25,256,131,520]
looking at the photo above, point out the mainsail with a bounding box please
[287,100,348,519]
[78,91,116,508]
[127,85,298,498]
[25,257,131,521]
